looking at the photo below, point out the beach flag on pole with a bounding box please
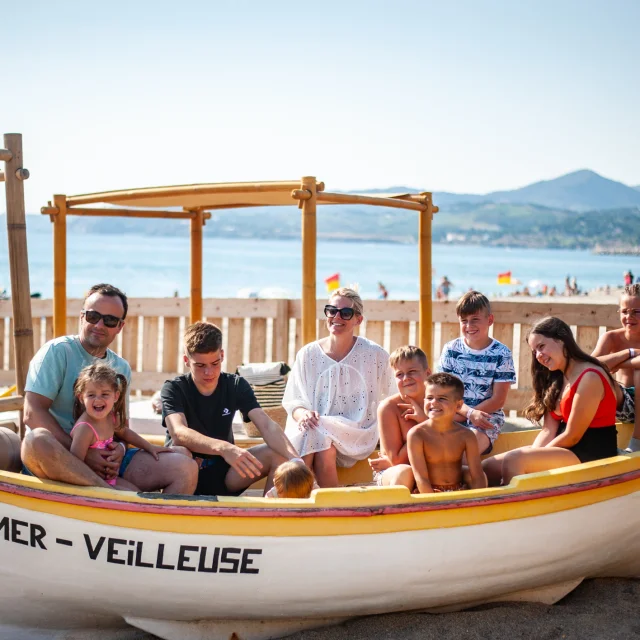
[324,273,340,293]
[497,271,512,285]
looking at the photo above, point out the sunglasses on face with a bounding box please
[324,305,356,321]
[82,309,123,329]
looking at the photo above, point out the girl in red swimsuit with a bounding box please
[484,317,618,485]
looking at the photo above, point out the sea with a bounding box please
[1,227,638,300]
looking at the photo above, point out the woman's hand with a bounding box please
[297,409,320,431]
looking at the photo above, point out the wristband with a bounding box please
[630,348,636,359]
[466,408,474,422]
[116,442,127,455]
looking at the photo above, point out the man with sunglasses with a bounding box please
[21,283,198,493]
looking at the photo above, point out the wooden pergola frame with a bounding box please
[2,155,438,425]
[0,134,34,430]
[40,178,438,362]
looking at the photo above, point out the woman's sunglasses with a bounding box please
[81,309,123,329]
[324,305,356,321]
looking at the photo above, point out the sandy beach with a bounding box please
[285,579,640,640]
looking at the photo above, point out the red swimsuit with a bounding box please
[550,368,618,463]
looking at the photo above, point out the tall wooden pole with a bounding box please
[418,192,434,367]
[52,194,67,337]
[190,210,204,324]
[300,176,317,346]
[3,134,34,437]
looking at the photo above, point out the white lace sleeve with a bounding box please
[282,344,313,418]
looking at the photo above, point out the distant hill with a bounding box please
[485,170,640,212]
[352,170,640,212]
[3,169,639,251]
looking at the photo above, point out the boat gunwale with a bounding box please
[1,467,639,518]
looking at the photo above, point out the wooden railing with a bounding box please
[0,297,619,415]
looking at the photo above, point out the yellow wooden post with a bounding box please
[300,176,317,346]
[418,193,434,366]
[52,194,67,337]
[190,210,204,324]
[3,133,34,437]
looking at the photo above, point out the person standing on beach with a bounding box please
[21,283,198,493]
[592,283,640,452]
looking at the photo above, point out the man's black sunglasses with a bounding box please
[81,309,123,329]
[324,305,356,321]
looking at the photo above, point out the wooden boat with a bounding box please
[1,136,638,638]
[0,425,638,640]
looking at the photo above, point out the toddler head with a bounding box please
[73,362,127,428]
[274,459,315,499]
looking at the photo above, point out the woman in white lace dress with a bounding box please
[283,288,394,487]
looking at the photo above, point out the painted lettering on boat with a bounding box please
[0,516,47,549]
[83,534,262,574]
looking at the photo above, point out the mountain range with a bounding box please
[3,169,640,251]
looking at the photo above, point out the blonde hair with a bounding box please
[389,345,429,370]
[329,287,364,316]
[73,362,127,431]
[274,460,315,499]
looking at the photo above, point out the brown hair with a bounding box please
[184,321,223,355]
[389,345,429,371]
[329,287,364,316]
[274,460,315,499]
[84,283,128,320]
[73,362,127,431]
[623,284,640,298]
[456,290,491,317]
[426,372,464,400]
[523,316,614,424]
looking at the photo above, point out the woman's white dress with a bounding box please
[283,336,394,467]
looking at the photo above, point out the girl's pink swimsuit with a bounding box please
[70,421,117,486]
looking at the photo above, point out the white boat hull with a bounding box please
[1,463,639,640]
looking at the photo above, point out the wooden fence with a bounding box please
[0,297,620,415]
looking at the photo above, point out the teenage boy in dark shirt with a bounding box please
[161,322,300,496]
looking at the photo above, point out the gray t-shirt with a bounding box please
[25,335,132,434]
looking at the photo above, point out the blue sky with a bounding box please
[2,0,639,212]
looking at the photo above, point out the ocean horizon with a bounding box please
[1,228,638,301]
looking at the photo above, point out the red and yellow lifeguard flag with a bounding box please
[324,273,341,293]
[497,271,512,285]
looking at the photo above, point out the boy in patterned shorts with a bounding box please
[437,291,516,455]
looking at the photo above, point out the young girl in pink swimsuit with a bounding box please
[70,362,171,491]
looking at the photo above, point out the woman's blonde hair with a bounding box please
[274,460,315,499]
[329,287,364,316]
[73,362,127,431]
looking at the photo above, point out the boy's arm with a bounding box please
[166,412,264,480]
[464,433,487,489]
[466,381,511,415]
[246,408,300,460]
[407,427,433,493]
[378,399,409,465]
[592,331,633,373]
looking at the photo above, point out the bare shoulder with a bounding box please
[379,392,402,412]
[600,327,627,349]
